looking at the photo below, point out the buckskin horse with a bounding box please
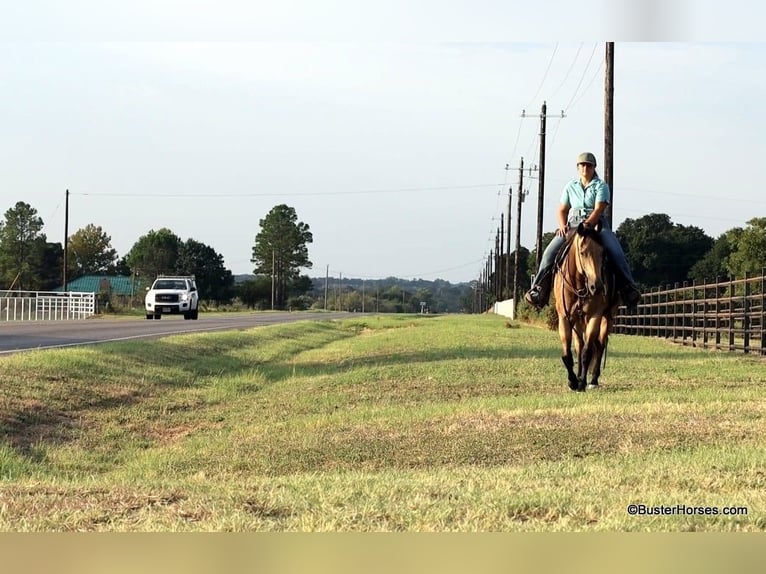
[553,222,619,392]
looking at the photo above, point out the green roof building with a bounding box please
[61,275,136,296]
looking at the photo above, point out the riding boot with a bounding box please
[524,270,553,310]
[617,275,642,308]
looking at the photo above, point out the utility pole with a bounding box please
[522,102,565,271]
[324,264,329,310]
[535,101,547,271]
[499,214,505,299]
[512,158,525,307]
[497,229,503,299]
[63,189,69,291]
[604,41,615,228]
[271,250,275,310]
[504,165,513,300]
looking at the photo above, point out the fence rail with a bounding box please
[614,271,766,356]
[0,291,96,321]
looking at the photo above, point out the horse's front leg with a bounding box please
[588,310,613,389]
[572,320,587,391]
[558,315,579,391]
[589,315,611,388]
[581,315,604,391]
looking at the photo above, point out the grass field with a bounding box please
[0,313,764,531]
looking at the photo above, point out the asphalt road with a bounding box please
[0,311,357,355]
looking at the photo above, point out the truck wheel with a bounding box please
[154,314,161,320]
[191,308,199,320]
[146,313,153,319]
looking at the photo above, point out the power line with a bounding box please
[563,42,599,111]
[525,43,559,110]
[72,183,504,198]
[568,59,604,111]
[548,43,584,102]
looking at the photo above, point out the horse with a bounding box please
[553,222,619,392]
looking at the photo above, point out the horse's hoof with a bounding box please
[587,383,599,390]
[568,380,579,391]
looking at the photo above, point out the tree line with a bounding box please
[477,213,766,307]
[2,199,763,312]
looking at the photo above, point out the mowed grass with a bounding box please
[0,313,765,531]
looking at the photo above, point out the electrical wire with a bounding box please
[567,59,604,111]
[548,43,584,103]
[71,183,504,198]
[563,42,599,111]
[524,43,558,111]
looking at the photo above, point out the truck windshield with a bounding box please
[154,280,185,289]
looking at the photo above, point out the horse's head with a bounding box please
[574,222,606,296]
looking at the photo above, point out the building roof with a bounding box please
[62,275,136,295]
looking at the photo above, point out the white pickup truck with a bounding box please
[145,275,199,320]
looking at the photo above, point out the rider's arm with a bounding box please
[557,203,570,235]
[584,201,608,227]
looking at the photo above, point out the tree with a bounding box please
[177,238,235,304]
[689,229,740,282]
[616,213,713,288]
[39,243,64,291]
[726,218,766,278]
[125,228,182,282]
[236,276,272,309]
[251,205,313,309]
[68,224,118,279]
[0,202,47,290]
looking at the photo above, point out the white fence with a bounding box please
[0,291,96,321]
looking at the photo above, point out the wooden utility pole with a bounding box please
[505,168,513,300]
[63,189,69,291]
[512,158,525,307]
[499,214,504,299]
[522,102,564,271]
[271,250,275,310]
[324,264,329,310]
[604,42,615,227]
[535,101,547,271]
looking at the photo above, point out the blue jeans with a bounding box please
[530,219,636,288]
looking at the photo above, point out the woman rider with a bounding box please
[524,151,642,309]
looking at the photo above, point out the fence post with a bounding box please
[671,282,678,343]
[743,271,750,354]
[728,276,735,351]
[761,267,765,356]
[715,276,721,351]
[691,279,697,347]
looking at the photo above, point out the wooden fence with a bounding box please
[613,270,766,356]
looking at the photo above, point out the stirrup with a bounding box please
[524,288,544,309]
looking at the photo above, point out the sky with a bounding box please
[2,1,765,284]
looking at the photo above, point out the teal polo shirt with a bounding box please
[560,176,611,220]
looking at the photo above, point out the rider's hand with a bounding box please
[555,224,567,237]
